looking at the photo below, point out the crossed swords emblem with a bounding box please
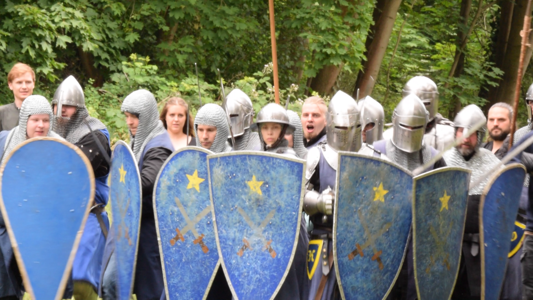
[348,209,391,270]
[236,207,277,258]
[426,222,453,273]
[115,190,132,246]
[169,197,211,253]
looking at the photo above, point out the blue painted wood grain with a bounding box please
[481,165,525,300]
[1,139,92,299]
[335,154,412,300]
[154,147,219,299]
[208,153,304,300]
[413,168,470,300]
[109,142,141,300]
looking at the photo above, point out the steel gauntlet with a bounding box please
[304,187,335,216]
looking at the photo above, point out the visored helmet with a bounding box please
[453,104,486,147]
[402,76,439,122]
[224,88,254,138]
[392,94,428,153]
[252,103,294,149]
[52,75,85,119]
[326,91,361,152]
[360,96,384,145]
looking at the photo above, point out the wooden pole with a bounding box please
[269,0,280,104]
[510,0,532,146]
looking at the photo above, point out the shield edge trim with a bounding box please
[153,146,217,300]
[509,221,526,258]
[479,163,526,300]
[412,166,471,300]
[110,140,143,300]
[333,152,413,300]
[0,137,95,300]
[206,151,306,300]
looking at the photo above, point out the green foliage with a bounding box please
[83,55,307,142]
[363,0,504,122]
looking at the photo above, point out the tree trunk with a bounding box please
[353,0,403,99]
[308,0,362,95]
[482,0,533,110]
[450,0,472,117]
[77,47,103,87]
[355,0,387,95]
[309,65,343,95]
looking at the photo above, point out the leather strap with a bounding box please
[314,248,334,300]
[91,205,108,239]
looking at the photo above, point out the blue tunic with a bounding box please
[0,130,23,299]
[134,132,173,300]
[100,132,173,300]
[72,129,111,290]
[308,148,338,300]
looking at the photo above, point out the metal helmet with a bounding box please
[360,96,384,145]
[252,103,294,149]
[402,76,439,122]
[525,83,533,123]
[391,94,428,153]
[453,104,486,147]
[326,90,361,152]
[224,88,254,138]
[52,75,85,119]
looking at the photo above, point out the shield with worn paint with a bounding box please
[109,141,142,300]
[0,138,93,300]
[413,167,470,300]
[334,153,413,300]
[154,147,219,299]
[480,163,526,300]
[208,152,305,300]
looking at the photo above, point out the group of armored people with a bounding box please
[1,62,533,300]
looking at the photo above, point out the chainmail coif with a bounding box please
[121,89,166,161]
[287,110,308,159]
[232,129,261,151]
[385,138,432,172]
[53,104,106,144]
[3,95,63,164]
[194,103,232,153]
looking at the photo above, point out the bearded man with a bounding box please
[482,102,512,159]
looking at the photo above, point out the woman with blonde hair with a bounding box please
[160,97,195,150]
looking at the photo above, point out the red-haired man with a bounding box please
[2,63,35,131]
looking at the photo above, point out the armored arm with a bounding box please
[305,147,320,187]
[304,187,334,216]
[520,152,533,173]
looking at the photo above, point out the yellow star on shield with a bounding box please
[186,170,205,193]
[119,164,127,183]
[373,182,388,202]
[440,190,451,212]
[247,175,264,196]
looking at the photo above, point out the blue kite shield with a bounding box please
[109,141,142,300]
[334,153,413,300]
[154,147,219,299]
[208,152,305,300]
[412,167,470,300]
[0,138,93,300]
[480,164,526,300]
